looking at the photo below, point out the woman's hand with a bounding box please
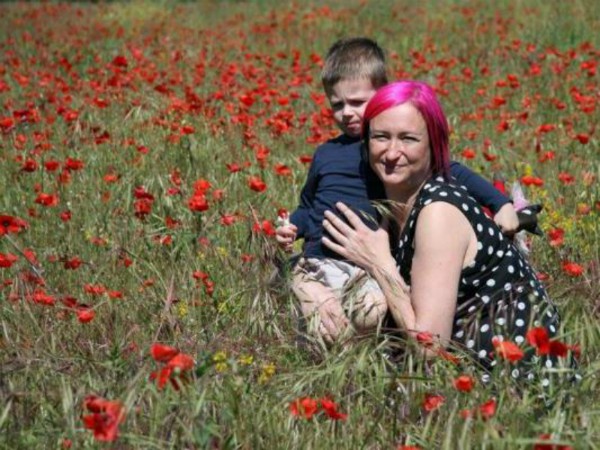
[321,202,393,273]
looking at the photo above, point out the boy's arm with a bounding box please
[289,154,320,238]
[449,161,510,214]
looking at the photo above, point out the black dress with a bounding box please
[392,177,574,385]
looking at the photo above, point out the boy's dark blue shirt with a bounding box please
[290,134,510,259]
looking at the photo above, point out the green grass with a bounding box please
[0,0,599,448]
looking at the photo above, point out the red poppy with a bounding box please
[0,215,28,235]
[35,192,59,207]
[0,252,18,268]
[77,308,95,323]
[478,398,497,420]
[461,148,476,159]
[562,261,584,277]
[547,228,564,247]
[526,327,550,354]
[82,395,126,442]
[423,393,445,412]
[151,344,179,362]
[533,433,573,450]
[248,176,267,193]
[453,375,475,392]
[319,397,347,420]
[289,397,319,420]
[274,163,292,176]
[167,353,195,371]
[492,337,524,362]
[188,193,209,212]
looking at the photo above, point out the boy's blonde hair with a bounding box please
[321,37,388,91]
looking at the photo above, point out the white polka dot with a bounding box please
[424,183,431,189]
[481,295,490,304]
[492,266,499,272]
[527,373,535,381]
[440,191,448,197]
[504,282,512,291]
[495,318,506,326]
[481,374,491,383]
[480,324,490,333]
[517,302,526,310]
[487,246,494,255]
[496,250,504,258]
[462,203,469,211]
[468,305,476,313]
[515,319,525,327]
[515,335,525,344]
[466,339,475,349]
[486,279,496,287]
[474,207,480,215]
[533,320,540,327]
[490,360,497,367]
[506,251,513,257]
[423,199,432,205]
[454,330,464,338]
[473,279,480,286]
[541,378,550,387]
[478,349,487,358]
[549,325,556,333]
[516,286,524,293]
[511,369,520,378]
[477,242,483,251]
[545,359,553,368]
[480,265,487,272]
[477,223,483,232]
[508,265,515,274]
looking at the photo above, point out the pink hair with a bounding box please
[362,80,450,179]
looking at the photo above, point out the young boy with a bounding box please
[276,37,519,345]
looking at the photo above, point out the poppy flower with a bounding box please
[151,344,179,362]
[547,228,564,247]
[478,398,497,420]
[562,261,584,277]
[492,337,524,362]
[248,176,267,193]
[423,393,445,412]
[0,252,18,268]
[188,194,209,212]
[289,397,319,420]
[319,397,347,420]
[453,375,475,392]
[82,395,126,442]
[35,192,59,207]
[0,215,28,235]
[77,308,95,323]
[533,433,573,450]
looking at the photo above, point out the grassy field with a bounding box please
[0,0,599,448]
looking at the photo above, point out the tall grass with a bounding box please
[0,0,598,448]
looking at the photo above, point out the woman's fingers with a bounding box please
[335,202,365,229]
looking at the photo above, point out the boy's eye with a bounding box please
[331,102,344,110]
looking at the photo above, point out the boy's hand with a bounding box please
[494,203,519,237]
[275,224,297,252]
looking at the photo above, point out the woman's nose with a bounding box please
[386,139,404,158]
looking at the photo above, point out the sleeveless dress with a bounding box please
[392,177,574,385]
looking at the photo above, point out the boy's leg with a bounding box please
[291,258,349,346]
[340,264,387,332]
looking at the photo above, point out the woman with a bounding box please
[320,80,572,383]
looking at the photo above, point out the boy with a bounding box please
[276,37,518,345]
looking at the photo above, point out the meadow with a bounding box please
[0,0,599,448]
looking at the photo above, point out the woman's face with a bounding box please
[368,102,431,191]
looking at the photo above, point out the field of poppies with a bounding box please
[0,1,599,448]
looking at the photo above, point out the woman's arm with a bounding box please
[322,201,473,344]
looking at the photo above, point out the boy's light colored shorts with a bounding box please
[292,257,382,296]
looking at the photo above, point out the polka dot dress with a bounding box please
[392,177,574,383]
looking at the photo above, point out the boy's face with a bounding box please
[327,78,376,138]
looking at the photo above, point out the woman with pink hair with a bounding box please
[322,80,574,384]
